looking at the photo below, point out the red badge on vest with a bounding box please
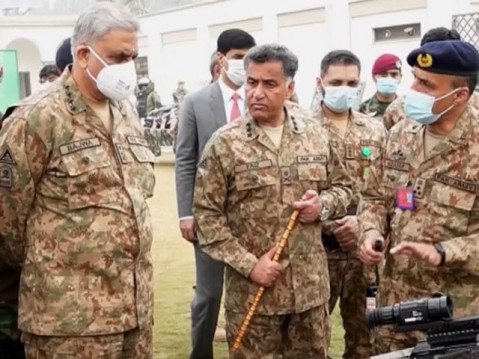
[397,188,415,210]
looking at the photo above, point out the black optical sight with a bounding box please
[366,294,453,331]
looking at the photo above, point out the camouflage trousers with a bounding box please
[22,326,152,359]
[327,254,372,359]
[225,305,329,359]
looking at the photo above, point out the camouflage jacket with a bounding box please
[193,106,353,315]
[359,94,395,120]
[382,95,407,131]
[316,110,387,257]
[0,70,156,335]
[359,103,479,317]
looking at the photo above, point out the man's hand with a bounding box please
[390,242,441,267]
[359,231,385,266]
[292,190,321,224]
[179,218,197,243]
[249,246,284,287]
[333,215,358,252]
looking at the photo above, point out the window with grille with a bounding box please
[452,13,479,51]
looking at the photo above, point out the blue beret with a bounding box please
[407,40,479,76]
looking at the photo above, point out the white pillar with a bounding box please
[324,0,351,50]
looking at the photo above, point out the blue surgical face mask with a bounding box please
[376,77,399,95]
[404,88,460,125]
[322,83,360,113]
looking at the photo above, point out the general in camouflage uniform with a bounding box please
[0,3,155,358]
[359,40,479,354]
[194,44,352,358]
[316,49,387,358]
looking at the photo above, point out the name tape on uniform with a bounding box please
[297,155,327,164]
[127,136,149,147]
[60,138,101,156]
[434,173,478,194]
[384,160,410,172]
[235,160,272,173]
[360,139,382,148]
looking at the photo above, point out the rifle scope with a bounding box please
[366,294,453,328]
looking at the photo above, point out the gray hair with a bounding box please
[71,2,139,56]
[244,44,299,80]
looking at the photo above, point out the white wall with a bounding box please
[278,23,326,108]
[351,8,427,101]
[0,0,477,104]
[140,0,325,103]
[0,18,75,93]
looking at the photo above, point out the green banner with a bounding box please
[0,50,21,115]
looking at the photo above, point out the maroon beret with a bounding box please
[372,54,402,75]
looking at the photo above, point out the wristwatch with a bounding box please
[434,243,446,266]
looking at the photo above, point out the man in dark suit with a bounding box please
[175,29,256,359]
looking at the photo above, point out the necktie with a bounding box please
[230,93,241,122]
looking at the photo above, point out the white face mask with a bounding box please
[225,59,246,86]
[86,46,137,101]
[404,88,459,125]
[322,83,360,113]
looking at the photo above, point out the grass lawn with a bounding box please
[151,164,345,358]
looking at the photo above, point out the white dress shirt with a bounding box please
[218,76,246,122]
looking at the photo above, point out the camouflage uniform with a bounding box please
[193,106,353,358]
[359,94,396,120]
[22,326,152,359]
[316,109,387,358]
[359,102,479,353]
[0,70,155,357]
[382,95,406,131]
[383,92,479,130]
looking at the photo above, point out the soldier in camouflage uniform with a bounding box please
[359,40,479,354]
[359,54,402,120]
[194,44,353,358]
[0,3,155,358]
[315,50,387,358]
[382,27,464,131]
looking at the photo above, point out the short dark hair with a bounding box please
[421,27,461,46]
[320,50,361,77]
[244,44,298,79]
[39,64,61,79]
[55,37,73,72]
[217,29,256,55]
[452,74,477,97]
